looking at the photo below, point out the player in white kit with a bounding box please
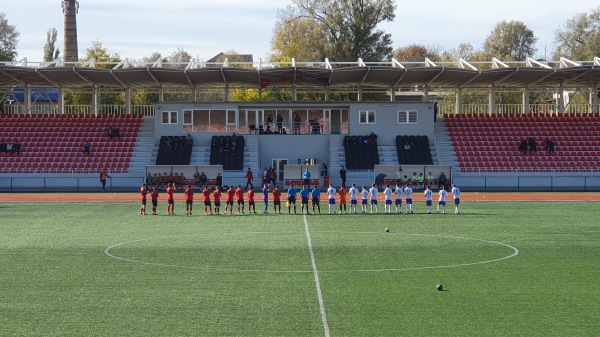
[383,184,393,213]
[451,184,461,214]
[424,185,433,214]
[438,188,448,213]
[360,186,369,213]
[369,184,379,213]
[348,183,359,213]
[327,184,337,214]
[394,184,403,214]
[404,183,414,213]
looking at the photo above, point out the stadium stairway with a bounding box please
[434,116,459,169]
[244,135,259,173]
[190,144,211,165]
[127,117,155,175]
[378,145,398,166]
[328,134,345,185]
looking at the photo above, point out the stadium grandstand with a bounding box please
[1,56,599,191]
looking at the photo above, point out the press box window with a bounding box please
[162,111,178,124]
[359,110,376,124]
[398,110,418,124]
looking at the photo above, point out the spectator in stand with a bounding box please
[107,127,114,139]
[368,132,378,144]
[545,139,555,155]
[438,172,447,191]
[12,140,21,156]
[113,127,120,139]
[194,172,201,187]
[0,100,4,114]
[340,166,347,187]
[6,141,13,155]
[216,173,223,190]
[0,139,6,153]
[277,114,284,133]
[294,114,301,134]
[266,114,273,129]
[199,172,207,186]
[83,142,91,155]
[433,101,439,122]
[528,137,537,154]
[519,139,528,155]
[186,133,193,146]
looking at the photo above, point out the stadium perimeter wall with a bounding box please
[453,172,600,191]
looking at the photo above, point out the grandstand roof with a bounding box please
[1,58,599,90]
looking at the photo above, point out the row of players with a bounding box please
[139,182,461,215]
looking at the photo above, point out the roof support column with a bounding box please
[522,86,530,115]
[24,84,31,115]
[557,85,565,115]
[390,87,395,102]
[58,86,64,115]
[125,88,131,115]
[325,87,330,102]
[455,88,463,115]
[489,85,496,116]
[293,85,297,102]
[423,86,430,102]
[590,86,598,114]
[357,85,362,102]
[158,85,164,102]
[224,85,229,102]
[92,85,98,116]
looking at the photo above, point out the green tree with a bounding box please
[65,40,123,107]
[483,20,538,61]
[272,0,396,62]
[0,13,19,61]
[393,44,442,66]
[554,7,600,60]
[43,27,59,62]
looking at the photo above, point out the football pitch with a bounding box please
[1,197,599,336]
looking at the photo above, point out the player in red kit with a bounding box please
[247,188,256,214]
[184,184,194,215]
[225,186,235,215]
[272,185,282,214]
[203,186,212,215]
[140,183,148,215]
[213,188,222,215]
[166,183,176,215]
[150,187,159,215]
[235,185,245,214]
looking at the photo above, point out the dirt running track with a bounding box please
[1,192,599,203]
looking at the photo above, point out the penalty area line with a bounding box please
[303,214,331,337]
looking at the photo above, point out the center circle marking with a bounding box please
[104,231,519,273]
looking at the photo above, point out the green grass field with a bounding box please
[1,199,599,336]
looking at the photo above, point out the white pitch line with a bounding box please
[303,214,331,337]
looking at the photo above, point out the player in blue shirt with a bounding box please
[311,185,321,214]
[287,184,297,214]
[262,183,270,214]
[299,185,311,214]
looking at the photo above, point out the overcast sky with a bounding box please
[4,0,598,63]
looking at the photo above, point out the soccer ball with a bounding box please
[385,227,390,233]
[436,284,444,291]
